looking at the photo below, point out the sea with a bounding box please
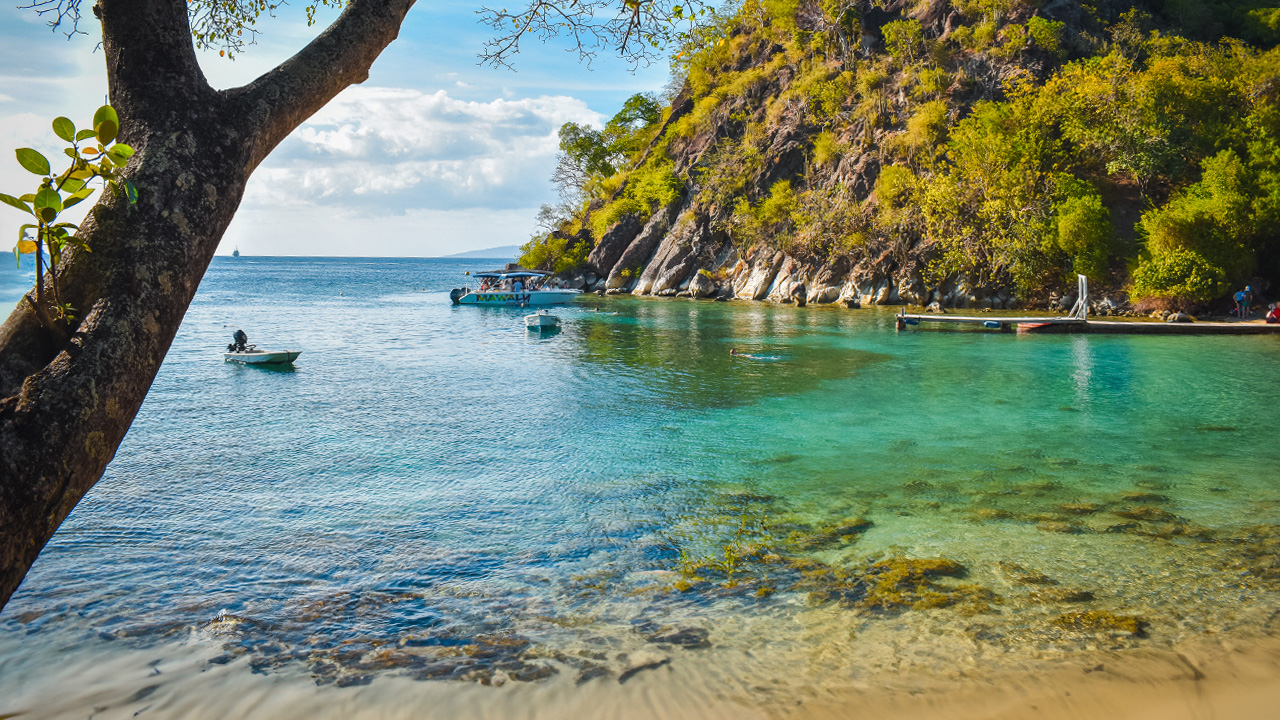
[1,256,1279,718]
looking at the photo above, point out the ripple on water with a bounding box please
[2,259,1280,715]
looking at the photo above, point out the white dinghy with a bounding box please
[224,329,300,365]
[525,310,560,329]
[224,348,301,365]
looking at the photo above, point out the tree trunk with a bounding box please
[0,0,415,610]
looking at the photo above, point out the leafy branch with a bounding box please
[478,0,707,69]
[0,106,138,333]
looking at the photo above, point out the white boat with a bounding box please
[450,270,579,306]
[525,310,560,329]
[224,349,301,365]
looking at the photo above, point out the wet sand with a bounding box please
[6,627,1280,719]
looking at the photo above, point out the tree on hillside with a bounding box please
[0,0,696,611]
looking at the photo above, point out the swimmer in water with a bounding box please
[730,348,739,356]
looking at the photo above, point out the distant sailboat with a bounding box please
[232,247,240,258]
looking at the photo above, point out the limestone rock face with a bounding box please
[689,271,717,298]
[1167,312,1193,323]
[737,251,786,300]
[807,285,841,304]
[606,201,683,289]
[636,211,702,295]
[587,214,643,277]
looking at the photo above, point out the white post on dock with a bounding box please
[1068,274,1088,321]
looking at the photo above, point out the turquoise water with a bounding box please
[2,257,1280,716]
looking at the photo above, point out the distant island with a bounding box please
[439,245,521,260]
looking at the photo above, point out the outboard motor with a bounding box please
[449,288,464,304]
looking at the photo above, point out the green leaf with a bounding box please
[75,128,97,142]
[0,192,33,216]
[34,186,62,222]
[93,105,119,145]
[52,116,75,142]
[19,194,35,203]
[62,189,93,209]
[110,143,135,159]
[60,178,86,194]
[124,178,138,204]
[15,148,51,176]
[64,148,79,160]
[106,149,129,167]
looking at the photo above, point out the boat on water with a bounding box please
[450,270,579,306]
[232,246,240,258]
[224,329,298,365]
[525,310,560,329]
[224,348,301,365]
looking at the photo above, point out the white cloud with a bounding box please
[217,204,542,257]
[242,86,604,213]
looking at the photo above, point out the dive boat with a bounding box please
[224,348,301,365]
[450,271,579,306]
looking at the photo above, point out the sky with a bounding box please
[0,1,673,257]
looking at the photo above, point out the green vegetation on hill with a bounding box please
[522,0,1280,306]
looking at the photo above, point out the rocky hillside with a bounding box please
[524,0,1280,312]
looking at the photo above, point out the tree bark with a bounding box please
[0,0,415,610]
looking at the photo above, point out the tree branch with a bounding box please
[100,0,211,124]
[231,0,418,172]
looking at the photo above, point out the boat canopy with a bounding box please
[471,271,549,280]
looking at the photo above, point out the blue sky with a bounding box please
[0,2,672,256]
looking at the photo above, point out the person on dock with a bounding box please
[1236,286,1254,318]
[1267,303,1280,324]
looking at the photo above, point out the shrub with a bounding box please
[881,20,924,63]
[1053,192,1111,282]
[1027,17,1066,58]
[812,130,842,166]
[519,232,591,274]
[590,159,683,237]
[1130,248,1227,301]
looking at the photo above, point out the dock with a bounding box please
[896,313,1280,335]
[896,274,1280,336]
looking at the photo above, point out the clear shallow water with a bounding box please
[2,257,1280,717]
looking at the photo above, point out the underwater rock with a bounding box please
[1114,506,1182,523]
[1059,502,1102,515]
[575,664,615,684]
[1030,588,1096,603]
[997,562,1056,586]
[618,651,670,683]
[859,557,997,613]
[1052,611,1148,637]
[1121,492,1171,503]
[973,508,1014,521]
[1036,520,1085,534]
[512,664,558,682]
[1103,522,1141,533]
[794,517,874,549]
[643,626,710,649]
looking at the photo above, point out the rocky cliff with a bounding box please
[534,0,1280,313]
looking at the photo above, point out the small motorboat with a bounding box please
[525,310,560,329]
[224,348,301,365]
[224,329,299,365]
